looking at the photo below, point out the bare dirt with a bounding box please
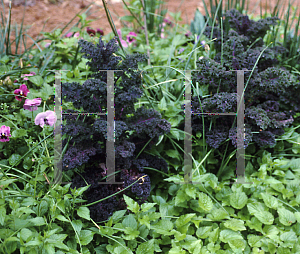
[3,0,300,54]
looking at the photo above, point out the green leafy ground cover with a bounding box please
[0,0,300,253]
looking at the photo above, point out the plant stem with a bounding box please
[141,0,151,66]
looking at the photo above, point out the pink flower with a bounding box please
[74,32,80,38]
[65,32,73,38]
[23,98,42,111]
[0,125,12,142]
[14,84,30,101]
[35,110,57,128]
[21,72,36,81]
[44,42,51,48]
[117,29,128,48]
[163,18,173,27]
[126,31,137,44]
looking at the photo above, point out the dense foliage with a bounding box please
[61,36,171,222]
[183,9,300,152]
[1,2,300,253]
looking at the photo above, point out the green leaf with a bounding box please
[77,207,90,221]
[136,239,155,254]
[120,15,135,22]
[21,197,37,207]
[277,207,296,226]
[28,75,44,87]
[151,219,174,235]
[230,191,248,209]
[175,188,189,206]
[228,239,246,252]
[29,217,46,226]
[208,228,219,243]
[123,227,140,240]
[11,129,28,139]
[78,230,94,246]
[8,153,22,166]
[295,212,300,223]
[20,228,33,242]
[169,246,186,254]
[263,225,279,240]
[71,220,83,234]
[196,226,212,239]
[75,185,90,196]
[122,214,137,230]
[219,229,243,243]
[23,156,33,170]
[260,193,278,209]
[45,75,55,83]
[207,208,230,221]
[37,199,48,217]
[138,215,151,229]
[281,128,294,140]
[280,231,297,248]
[165,149,180,158]
[0,55,10,63]
[141,203,156,212]
[247,235,263,247]
[0,206,5,225]
[288,158,300,170]
[158,97,168,111]
[112,210,127,222]
[176,213,196,228]
[0,179,17,189]
[247,203,274,225]
[9,219,30,231]
[184,184,197,199]
[56,42,69,49]
[224,219,246,231]
[164,175,182,183]
[198,192,213,212]
[55,215,69,222]
[40,83,54,101]
[24,238,43,247]
[123,195,140,214]
[44,243,55,254]
[173,230,187,242]
[170,128,181,141]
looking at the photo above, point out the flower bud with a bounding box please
[19,58,23,68]
[4,76,12,88]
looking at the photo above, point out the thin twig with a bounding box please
[43,172,51,186]
[141,0,151,66]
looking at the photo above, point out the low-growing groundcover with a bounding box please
[1,2,300,254]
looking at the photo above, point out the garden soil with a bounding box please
[4,0,300,54]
